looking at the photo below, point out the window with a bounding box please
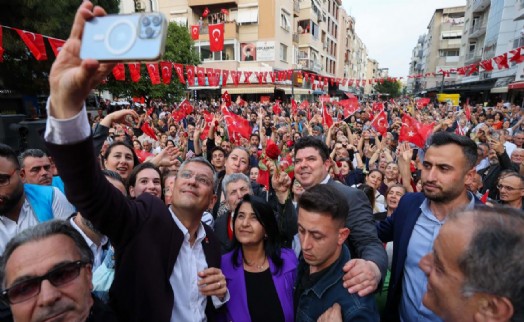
[280,43,288,61]
[439,50,459,57]
[169,17,187,27]
[237,7,258,24]
[280,12,291,31]
[199,43,236,61]
[441,31,461,39]
[513,36,524,49]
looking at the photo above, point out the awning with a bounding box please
[509,81,524,90]
[188,86,220,90]
[277,87,311,95]
[221,86,275,94]
[490,86,508,94]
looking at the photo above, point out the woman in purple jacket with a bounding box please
[219,194,297,322]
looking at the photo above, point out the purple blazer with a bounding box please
[219,248,297,322]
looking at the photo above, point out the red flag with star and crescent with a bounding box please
[160,61,172,84]
[191,25,200,40]
[141,122,158,141]
[146,63,160,85]
[208,23,224,52]
[222,91,232,107]
[47,38,66,57]
[14,29,47,60]
[399,114,435,148]
[200,111,214,140]
[221,106,252,140]
[370,110,388,135]
[322,103,333,127]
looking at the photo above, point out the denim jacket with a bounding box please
[295,245,379,322]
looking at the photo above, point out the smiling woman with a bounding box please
[103,142,139,181]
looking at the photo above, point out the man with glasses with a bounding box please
[496,172,524,209]
[0,144,74,253]
[0,220,117,321]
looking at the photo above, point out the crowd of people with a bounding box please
[0,2,523,322]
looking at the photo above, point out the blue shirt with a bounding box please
[400,193,475,322]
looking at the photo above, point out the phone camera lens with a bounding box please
[152,16,161,26]
[145,27,154,38]
[142,17,151,26]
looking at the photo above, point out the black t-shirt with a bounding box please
[245,268,285,322]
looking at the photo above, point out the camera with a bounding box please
[80,12,167,61]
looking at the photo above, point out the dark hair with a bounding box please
[357,183,376,209]
[17,149,48,168]
[126,162,163,197]
[367,169,384,184]
[103,141,140,167]
[0,144,20,169]
[426,131,478,170]
[210,146,226,157]
[294,136,330,162]
[102,169,125,185]
[0,220,94,288]
[298,184,348,225]
[449,206,524,320]
[230,195,283,272]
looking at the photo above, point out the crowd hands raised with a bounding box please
[0,2,523,322]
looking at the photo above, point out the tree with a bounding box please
[0,0,119,95]
[98,22,201,104]
[373,79,402,98]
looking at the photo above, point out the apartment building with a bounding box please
[407,34,426,94]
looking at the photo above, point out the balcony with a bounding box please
[188,0,237,6]
[199,22,238,41]
[293,1,300,17]
[298,58,322,73]
[469,22,486,38]
[465,51,482,64]
[471,0,490,13]
[292,33,299,43]
[299,32,321,48]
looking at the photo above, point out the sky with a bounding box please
[342,0,466,78]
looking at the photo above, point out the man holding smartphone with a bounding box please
[42,2,228,322]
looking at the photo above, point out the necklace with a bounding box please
[243,257,267,271]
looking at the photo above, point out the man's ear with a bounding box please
[19,168,27,182]
[337,227,350,245]
[208,194,217,210]
[476,295,514,322]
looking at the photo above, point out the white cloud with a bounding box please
[343,0,466,78]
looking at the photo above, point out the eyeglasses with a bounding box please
[1,260,90,304]
[496,184,523,192]
[0,169,19,187]
[178,170,213,187]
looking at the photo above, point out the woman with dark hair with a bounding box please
[219,195,297,322]
[373,184,406,222]
[103,141,140,181]
[126,162,163,199]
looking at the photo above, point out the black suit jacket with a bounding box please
[46,137,221,322]
[326,179,388,281]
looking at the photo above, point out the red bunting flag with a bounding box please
[112,63,126,81]
[202,7,210,18]
[47,38,65,57]
[128,63,141,82]
[509,47,524,64]
[255,72,264,84]
[190,25,200,40]
[146,63,160,85]
[208,23,224,52]
[222,91,232,107]
[160,61,172,84]
[231,71,240,86]
[221,69,229,86]
[269,72,276,83]
[173,63,186,84]
[479,59,494,72]
[399,114,435,148]
[322,103,333,128]
[141,122,158,141]
[0,26,3,62]
[14,28,47,60]
[210,68,221,87]
[370,110,388,135]
[196,67,205,85]
[243,71,252,84]
[493,53,509,70]
[186,65,195,86]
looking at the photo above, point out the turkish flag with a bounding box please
[221,8,229,15]
[322,103,333,128]
[160,61,172,84]
[299,100,310,110]
[15,29,47,60]
[231,71,240,86]
[141,122,158,141]
[222,91,232,107]
[210,68,221,86]
[416,98,431,109]
[146,63,160,85]
[493,53,509,69]
[370,110,388,135]
[291,99,298,115]
[236,96,247,107]
[509,47,524,64]
[186,65,195,86]
[128,63,141,82]
[337,98,359,117]
[372,101,384,113]
[243,71,252,84]
[191,25,200,40]
[257,168,270,190]
[202,7,210,18]
[112,64,126,81]
[399,114,434,148]
[255,72,264,84]
[173,63,186,84]
[172,108,186,123]
[0,26,3,62]
[479,59,494,72]
[179,99,193,115]
[273,102,282,115]
[221,69,229,86]
[480,190,489,203]
[47,38,66,57]
[222,106,252,140]
[465,98,471,121]
[197,67,205,85]
[208,23,224,52]
[200,111,214,140]
[269,72,276,83]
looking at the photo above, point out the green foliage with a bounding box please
[98,22,201,104]
[0,0,120,95]
[373,80,402,98]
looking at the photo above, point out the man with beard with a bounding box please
[377,131,483,322]
[18,149,53,186]
[0,144,74,253]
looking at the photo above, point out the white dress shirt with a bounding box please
[69,217,109,270]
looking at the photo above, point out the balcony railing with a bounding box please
[199,22,238,40]
[188,0,237,6]
[293,1,300,16]
[292,33,299,43]
[298,58,322,73]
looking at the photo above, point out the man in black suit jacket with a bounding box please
[43,2,228,321]
[293,136,387,296]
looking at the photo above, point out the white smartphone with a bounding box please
[80,12,167,61]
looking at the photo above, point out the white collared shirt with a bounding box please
[69,217,109,270]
